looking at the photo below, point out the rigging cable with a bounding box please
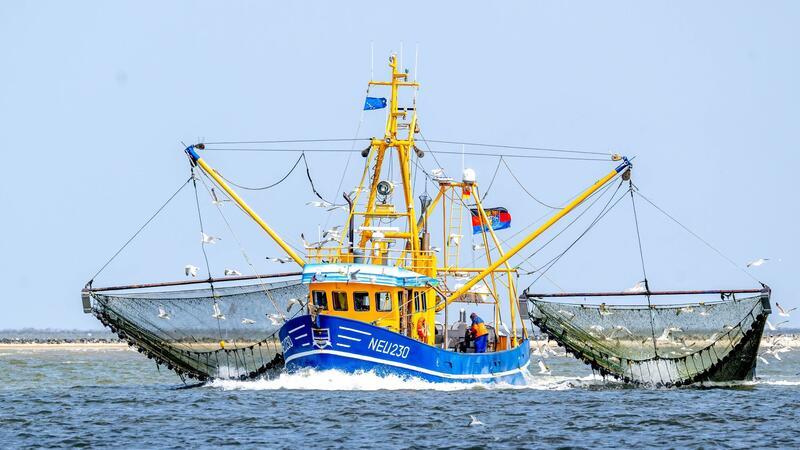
[202,138,370,145]
[526,180,628,289]
[216,153,304,191]
[631,185,762,284]
[419,139,612,156]
[629,179,660,356]
[480,156,503,201]
[87,177,193,285]
[501,158,562,210]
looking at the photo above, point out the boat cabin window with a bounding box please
[332,291,348,311]
[353,292,370,311]
[312,290,328,310]
[413,291,427,312]
[376,292,392,312]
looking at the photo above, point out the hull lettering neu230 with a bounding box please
[367,337,410,359]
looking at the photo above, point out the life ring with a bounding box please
[416,317,428,341]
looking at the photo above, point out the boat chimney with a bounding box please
[459,308,466,323]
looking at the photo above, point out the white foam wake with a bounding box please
[207,369,605,391]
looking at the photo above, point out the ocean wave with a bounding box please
[206,369,610,391]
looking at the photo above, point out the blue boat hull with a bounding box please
[278,315,531,385]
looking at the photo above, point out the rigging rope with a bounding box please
[418,138,612,156]
[480,156,503,201]
[631,185,762,284]
[202,138,370,145]
[628,180,659,356]
[87,177,193,284]
[501,158,561,210]
[217,153,304,191]
[525,181,627,288]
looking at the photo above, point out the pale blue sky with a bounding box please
[2,1,798,329]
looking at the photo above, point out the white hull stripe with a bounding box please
[336,343,351,348]
[294,333,308,339]
[338,335,361,342]
[288,325,305,334]
[339,326,371,336]
[285,349,530,380]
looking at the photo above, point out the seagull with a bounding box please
[678,306,694,314]
[266,256,292,264]
[657,326,682,342]
[210,187,230,205]
[537,359,552,375]
[611,325,633,337]
[430,246,442,253]
[472,243,485,251]
[224,268,242,276]
[431,168,447,180]
[326,204,349,212]
[306,200,333,208]
[624,281,647,294]
[468,415,484,427]
[266,313,286,326]
[589,325,604,333]
[776,303,796,318]
[301,233,335,249]
[241,318,256,325]
[757,355,770,365]
[323,226,342,239]
[448,234,462,247]
[184,265,199,277]
[201,232,221,244]
[211,303,226,320]
[349,268,362,281]
[746,258,769,268]
[158,306,170,320]
[705,332,720,343]
[599,303,613,316]
[286,297,303,313]
[557,309,575,320]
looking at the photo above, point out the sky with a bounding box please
[1,1,798,329]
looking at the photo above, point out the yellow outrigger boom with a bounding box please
[184,144,307,267]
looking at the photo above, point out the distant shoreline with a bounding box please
[0,342,129,350]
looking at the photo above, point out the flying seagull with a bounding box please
[211,302,226,320]
[468,415,484,427]
[624,281,647,294]
[267,313,286,326]
[184,265,199,277]
[599,303,613,316]
[472,243,485,251]
[158,306,170,320]
[241,318,256,325]
[746,258,769,268]
[538,359,552,375]
[448,233,462,247]
[266,256,292,264]
[430,168,446,180]
[224,268,242,276]
[776,303,796,318]
[210,187,230,205]
[286,297,303,313]
[201,232,221,244]
[306,200,333,208]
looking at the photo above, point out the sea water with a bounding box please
[1,341,799,448]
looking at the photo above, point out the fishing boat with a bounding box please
[82,53,771,387]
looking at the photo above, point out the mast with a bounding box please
[355,54,424,269]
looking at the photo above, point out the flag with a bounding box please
[470,207,511,234]
[363,97,387,110]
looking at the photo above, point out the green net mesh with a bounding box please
[87,280,306,381]
[529,293,771,386]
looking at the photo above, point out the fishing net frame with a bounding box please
[524,288,771,387]
[83,275,306,382]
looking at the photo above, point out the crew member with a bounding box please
[469,313,489,353]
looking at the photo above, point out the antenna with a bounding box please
[414,43,419,81]
[370,41,374,80]
[400,42,404,71]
